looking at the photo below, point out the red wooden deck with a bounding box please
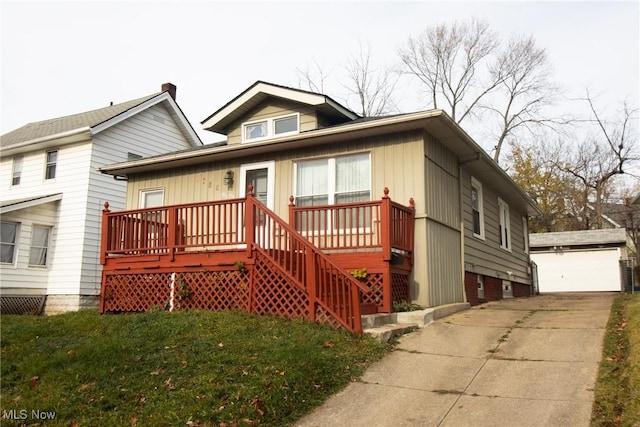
[99,188,414,333]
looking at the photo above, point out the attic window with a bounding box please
[242,113,299,142]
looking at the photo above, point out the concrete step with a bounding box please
[362,302,470,342]
[364,322,419,343]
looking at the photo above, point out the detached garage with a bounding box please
[529,229,627,293]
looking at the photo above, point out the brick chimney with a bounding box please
[161,83,177,100]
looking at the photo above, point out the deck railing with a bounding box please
[289,187,415,262]
[100,199,246,263]
[246,191,370,332]
[99,188,414,332]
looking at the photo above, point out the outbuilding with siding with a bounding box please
[529,229,627,293]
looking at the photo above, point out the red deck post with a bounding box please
[167,206,177,261]
[288,195,295,229]
[99,202,110,265]
[245,184,255,258]
[380,188,392,262]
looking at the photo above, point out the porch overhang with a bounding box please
[99,109,540,216]
[0,193,63,214]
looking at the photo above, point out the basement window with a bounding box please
[477,274,485,299]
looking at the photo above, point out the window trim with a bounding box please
[1,221,19,265]
[471,177,485,239]
[293,153,372,207]
[11,155,23,186]
[477,274,485,299]
[293,152,372,235]
[138,188,165,209]
[45,149,58,180]
[241,113,300,143]
[498,197,512,251]
[28,224,51,268]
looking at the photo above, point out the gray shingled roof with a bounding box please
[1,93,161,148]
[529,228,627,247]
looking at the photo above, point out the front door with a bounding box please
[239,161,275,210]
[239,161,276,247]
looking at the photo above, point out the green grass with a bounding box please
[1,310,390,426]
[591,294,640,426]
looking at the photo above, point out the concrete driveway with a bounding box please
[296,293,616,427]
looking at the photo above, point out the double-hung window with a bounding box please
[45,150,57,180]
[295,153,371,231]
[471,177,485,239]
[1,222,19,264]
[11,156,23,186]
[29,225,51,267]
[498,198,511,251]
[242,113,299,142]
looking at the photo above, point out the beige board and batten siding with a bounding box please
[126,130,425,222]
[125,129,434,304]
[226,99,319,145]
[461,168,531,285]
[422,134,464,307]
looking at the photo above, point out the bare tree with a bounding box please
[296,58,333,94]
[398,18,500,123]
[342,41,399,117]
[399,19,557,164]
[484,35,557,162]
[550,93,639,229]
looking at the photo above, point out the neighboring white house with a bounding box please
[0,84,202,314]
[529,229,627,293]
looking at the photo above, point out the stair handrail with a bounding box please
[245,187,369,333]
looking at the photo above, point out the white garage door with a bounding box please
[531,248,621,292]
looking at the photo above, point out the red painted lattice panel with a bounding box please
[251,254,309,319]
[360,273,384,308]
[391,272,410,303]
[102,272,172,312]
[175,271,249,312]
[315,305,343,330]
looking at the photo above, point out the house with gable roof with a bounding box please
[0,84,202,314]
[97,81,540,332]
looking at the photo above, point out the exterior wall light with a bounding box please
[223,170,234,189]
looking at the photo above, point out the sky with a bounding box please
[1,0,638,149]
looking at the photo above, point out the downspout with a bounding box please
[457,152,481,303]
[458,162,467,303]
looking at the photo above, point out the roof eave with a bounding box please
[101,109,539,215]
[90,93,202,147]
[0,127,91,157]
[200,81,358,134]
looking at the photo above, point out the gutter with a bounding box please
[2,126,91,155]
[100,110,445,175]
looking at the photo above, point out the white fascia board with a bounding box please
[1,127,91,157]
[91,93,202,147]
[91,93,168,135]
[101,110,444,175]
[0,193,63,214]
[201,83,326,130]
[159,96,203,147]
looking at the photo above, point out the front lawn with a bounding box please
[1,310,389,426]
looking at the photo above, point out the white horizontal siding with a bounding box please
[81,104,197,295]
[0,202,58,295]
